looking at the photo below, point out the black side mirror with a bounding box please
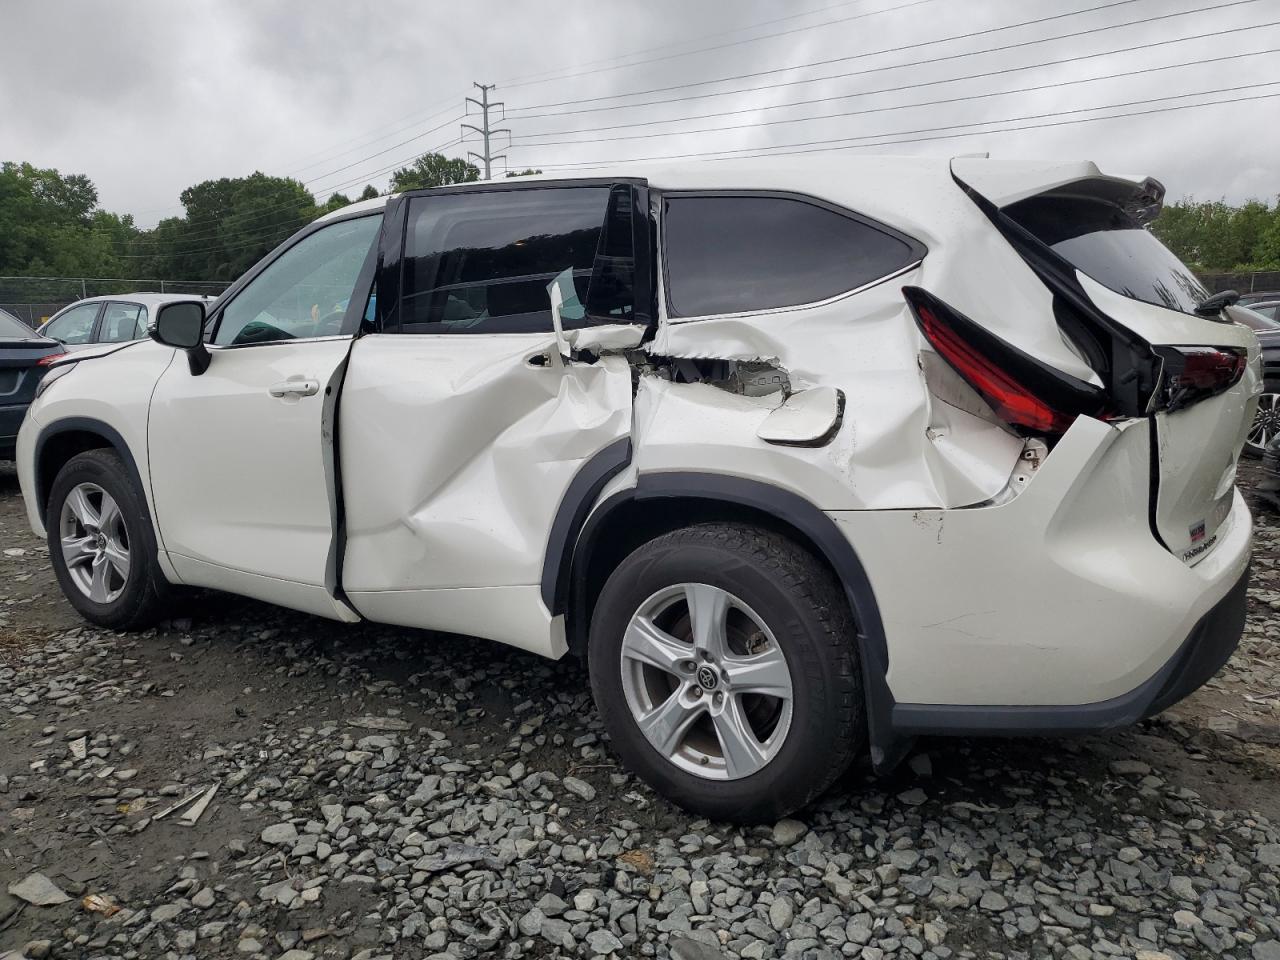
[150,301,211,375]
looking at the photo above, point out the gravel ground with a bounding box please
[2,461,1279,960]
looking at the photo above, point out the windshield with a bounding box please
[0,309,33,339]
[1006,193,1208,317]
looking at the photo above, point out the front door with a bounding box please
[147,213,381,619]
[339,182,648,654]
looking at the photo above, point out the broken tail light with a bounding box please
[903,286,1110,438]
[1151,346,1248,414]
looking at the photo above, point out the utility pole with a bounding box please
[462,83,510,180]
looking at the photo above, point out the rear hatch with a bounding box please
[952,160,1258,564]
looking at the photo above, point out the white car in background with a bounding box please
[37,293,214,351]
[15,157,1259,821]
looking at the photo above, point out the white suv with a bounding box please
[16,158,1259,822]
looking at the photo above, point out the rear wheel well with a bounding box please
[568,495,851,656]
[37,430,114,515]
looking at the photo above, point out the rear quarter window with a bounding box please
[661,193,923,318]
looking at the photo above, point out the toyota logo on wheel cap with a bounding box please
[695,664,719,691]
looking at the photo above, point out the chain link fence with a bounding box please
[1198,270,1280,296]
[0,276,231,327]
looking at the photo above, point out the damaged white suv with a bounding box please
[17,158,1259,822]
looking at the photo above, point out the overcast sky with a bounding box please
[3,0,1277,227]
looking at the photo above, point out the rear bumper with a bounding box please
[828,415,1252,763]
[891,564,1248,736]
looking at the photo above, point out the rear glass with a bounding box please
[1006,194,1208,316]
[0,311,31,339]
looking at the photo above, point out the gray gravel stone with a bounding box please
[260,822,298,845]
[770,895,795,931]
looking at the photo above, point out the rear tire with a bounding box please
[46,449,172,630]
[588,523,865,823]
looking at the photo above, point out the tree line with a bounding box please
[5,155,1275,287]
[0,155,539,290]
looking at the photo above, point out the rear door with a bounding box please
[957,163,1258,563]
[339,181,648,655]
[97,301,147,343]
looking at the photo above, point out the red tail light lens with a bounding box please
[903,287,1109,437]
[36,350,67,367]
[1154,346,1247,413]
[913,302,1075,434]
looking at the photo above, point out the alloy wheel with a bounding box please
[59,482,130,604]
[619,582,794,780]
[1248,393,1280,456]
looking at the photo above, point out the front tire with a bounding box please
[588,523,865,823]
[46,449,172,630]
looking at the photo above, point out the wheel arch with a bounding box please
[559,471,904,770]
[34,417,148,522]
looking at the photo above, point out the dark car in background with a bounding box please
[0,306,33,332]
[0,309,64,458]
[1238,291,1280,309]
[1236,305,1280,457]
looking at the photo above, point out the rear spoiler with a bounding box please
[950,158,1164,222]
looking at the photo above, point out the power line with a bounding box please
[125,92,469,219]
[518,85,1280,169]
[496,0,883,87]
[506,0,1261,117]
[512,21,1280,139]
[115,132,464,251]
[500,0,941,90]
[515,48,1280,149]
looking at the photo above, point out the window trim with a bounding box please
[383,178,654,337]
[205,208,385,349]
[44,300,104,345]
[656,189,927,322]
[98,300,146,344]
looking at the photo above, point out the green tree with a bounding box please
[323,192,352,213]
[1151,197,1280,271]
[358,184,379,201]
[389,153,480,192]
[505,168,542,178]
[136,172,319,281]
[0,161,135,280]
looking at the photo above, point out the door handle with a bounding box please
[268,378,320,398]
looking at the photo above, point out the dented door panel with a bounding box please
[340,335,632,595]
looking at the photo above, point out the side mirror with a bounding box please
[150,301,211,375]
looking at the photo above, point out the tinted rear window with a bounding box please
[0,311,31,339]
[1006,194,1208,316]
[663,194,919,318]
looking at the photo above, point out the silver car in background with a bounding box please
[37,293,213,352]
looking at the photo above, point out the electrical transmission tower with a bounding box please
[462,83,510,180]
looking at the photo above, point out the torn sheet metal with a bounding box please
[643,275,1023,510]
